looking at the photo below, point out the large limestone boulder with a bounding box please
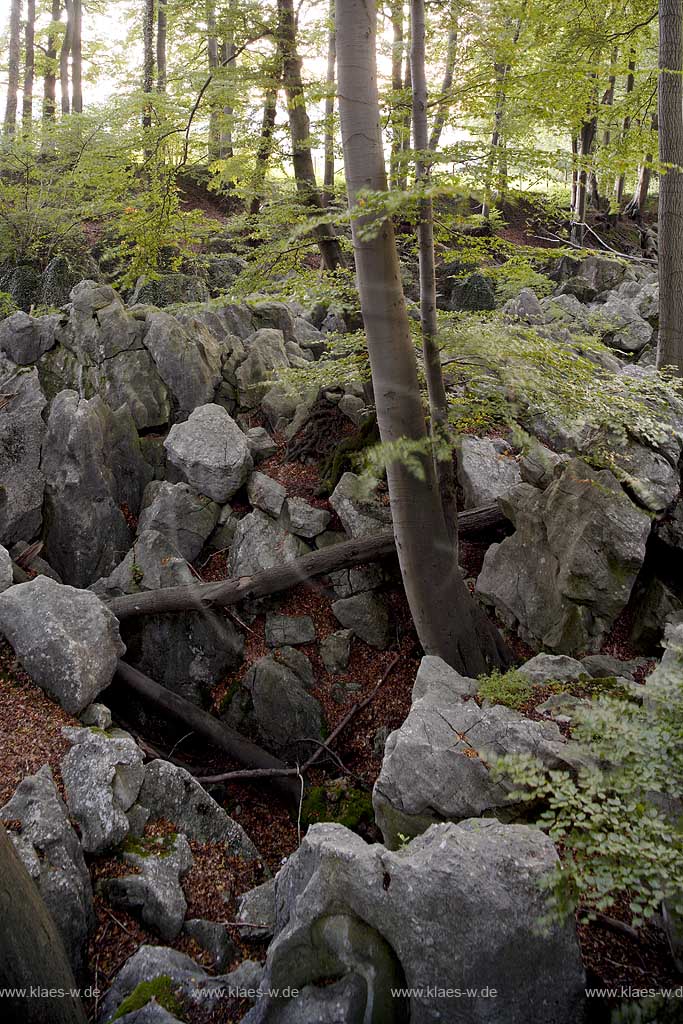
[143,309,222,419]
[0,576,125,714]
[235,328,290,408]
[1,766,95,979]
[138,759,259,860]
[61,725,145,854]
[222,654,325,761]
[0,543,11,593]
[456,436,521,508]
[228,509,306,577]
[476,459,651,654]
[164,403,253,503]
[41,390,132,586]
[243,821,586,1024]
[132,272,209,307]
[328,472,392,538]
[373,655,584,849]
[136,480,220,562]
[93,530,243,706]
[0,310,57,365]
[0,363,46,545]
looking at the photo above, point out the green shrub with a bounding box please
[0,292,17,319]
[478,669,535,709]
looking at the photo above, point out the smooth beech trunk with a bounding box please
[657,0,683,374]
[157,0,167,91]
[614,58,635,206]
[60,0,73,115]
[43,0,60,122]
[0,826,88,1023]
[428,21,458,154]
[142,0,155,129]
[4,0,22,134]
[250,78,278,216]
[336,0,509,674]
[71,0,82,112]
[277,0,344,270]
[323,0,336,203]
[410,0,458,541]
[23,0,36,128]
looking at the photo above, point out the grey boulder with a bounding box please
[0,576,125,714]
[329,473,392,538]
[280,497,331,538]
[0,543,12,593]
[0,364,46,545]
[332,591,391,649]
[236,877,276,942]
[1,765,95,979]
[456,436,521,508]
[265,614,316,647]
[245,821,585,1024]
[164,403,252,502]
[61,726,145,853]
[138,759,259,860]
[247,471,287,517]
[0,310,56,365]
[100,832,193,941]
[228,510,307,577]
[137,481,220,562]
[184,918,237,971]
[518,653,588,685]
[320,630,353,674]
[476,460,651,654]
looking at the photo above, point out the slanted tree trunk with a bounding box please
[250,74,279,216]
[277,0,344,270]
[614,56,636,206]
[23,0,36,129]
[0,827,88,1024]
[323,0,336,203]
[428,19,458,154]
[43,0,60,122]
[410,0,458,541]
[4,0,22,135]
[71,0,82,112]
[657,0,683,374]
[60,0,73,115]
[142,0,155,133]
[336,0,509,675]
[156,0,167,91]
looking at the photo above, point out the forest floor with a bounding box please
[1,426,680,1023]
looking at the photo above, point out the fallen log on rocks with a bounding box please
[107,502,506,620]
[114,660,302,807]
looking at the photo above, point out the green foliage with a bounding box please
[478,669,536,709]
[111,975,184,1021]
[611,996,683,1023]
[495,639,683,928]
[486,256,554,303]
[0,292,17,319]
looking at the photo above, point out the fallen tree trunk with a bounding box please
[114,660,302,807]
[107,502,506,620]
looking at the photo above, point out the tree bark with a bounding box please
[71,0,82,112]
[277,0,345,270]
[22,0,36,129]
[323,0,336,203]
[336,0,509,675]
[428,20,458,154]
[219,35,236,160]
[142,0,155,129]
[43,0,60,122]
[657,0,683,374]
[571,116,597,244]
[115,661,301,806]
[614,57,636,206]
[410,0,458,542]
[249,74,279,216]
[60,0,73,115]
[207,0,220,161]
[389,0,405,192]
[0,827,88,1024]
[4,0,22,135]
[156,0,167,92]
[106,503,505,620]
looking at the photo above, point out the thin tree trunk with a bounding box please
[219,36,236,159]
[389,0,405,192]
[410,0,458,542]
[250,77,279,216]
[4,0,22,134]
[277,0,344,270]
[156,0,167,92]
[571,116,597,244]
[336,0,509,675]
[207,0,220,161]
[428,20,459,154]
[23,0,36,129]
[626,113,657,218]
[657,0,683,374]
[60,0,73,115]
[482,20,521,219]
[323,0,336,203]
[614,57,636,205]
[71,0,82,112]
[43,0,60,122]
[570,135,578,209]
[0,827,88,1024]
[142,0,155,130]
[399,34,412,190]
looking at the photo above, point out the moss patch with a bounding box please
[111,975,184,1021]
[121,833,178,859]
[302,782,374,831]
